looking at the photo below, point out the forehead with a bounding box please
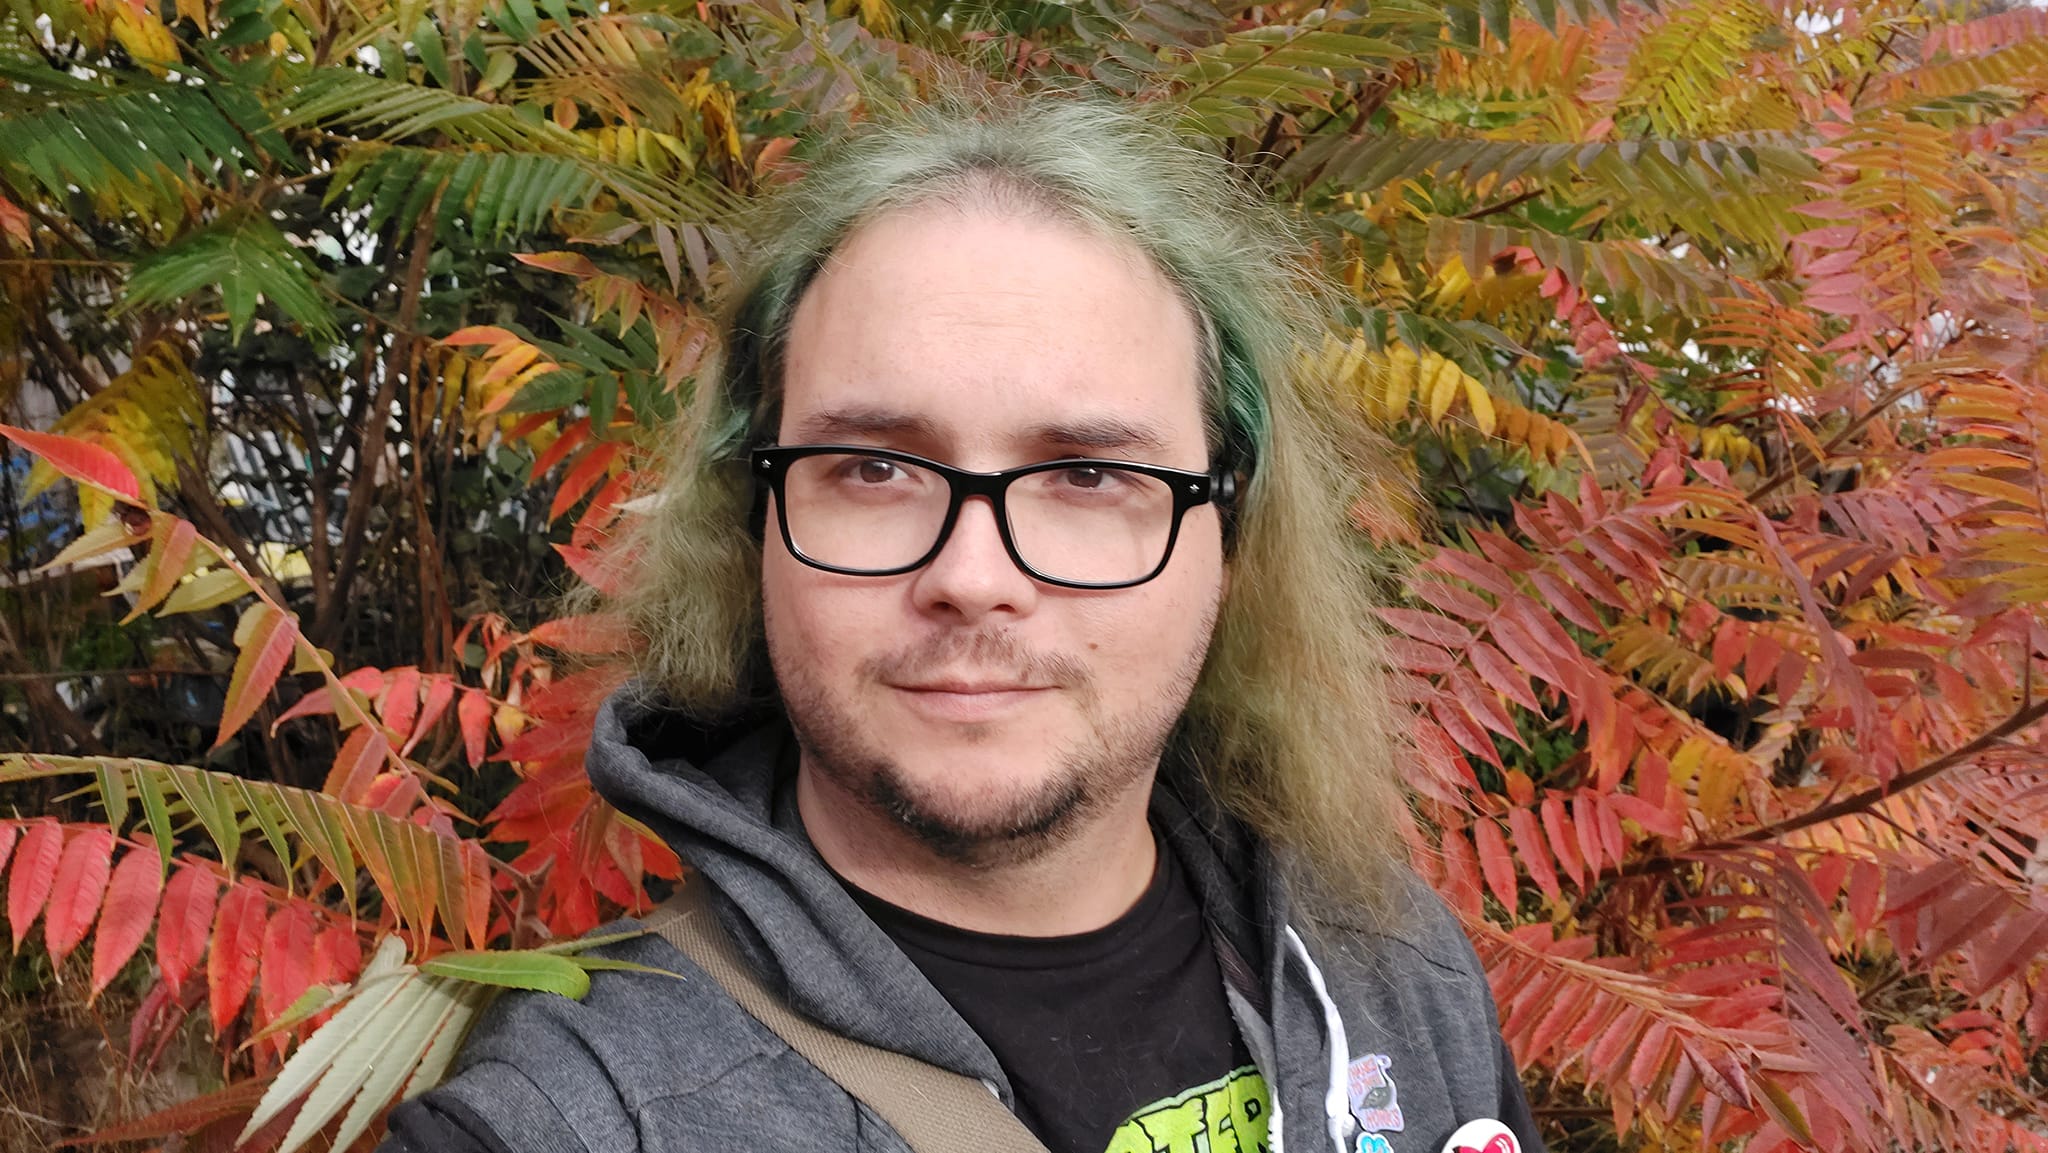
[777,202,1208,466]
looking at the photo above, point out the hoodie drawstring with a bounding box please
[1284,926,1354,1153]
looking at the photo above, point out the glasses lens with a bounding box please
[781,452,953,572]
[1007,464,1177,585]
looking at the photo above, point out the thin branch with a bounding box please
[1619,699,2048,877]
[1461,188,1545,221]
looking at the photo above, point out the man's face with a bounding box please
[764,202,1227,865]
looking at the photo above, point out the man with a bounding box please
[384,94,1544,1153]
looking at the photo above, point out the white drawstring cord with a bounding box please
[1285,926,1354,1153]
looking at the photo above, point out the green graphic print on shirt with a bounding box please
[1102,1066,1270,1153]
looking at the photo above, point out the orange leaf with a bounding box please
[90,847,164,1001]
[44,827,114,967]
[8,821,64,949]
[207,881,266,1037]
[157,863,219,994]
[514,251,600,277]
[441,325,519,348]
[0,424,142,502]
[215,603,297,749]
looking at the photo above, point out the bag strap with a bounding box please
[644,882,1053,1153]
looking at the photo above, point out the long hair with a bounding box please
[604,91,1410,914]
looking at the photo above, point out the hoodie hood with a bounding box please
[585,685,1354,1150]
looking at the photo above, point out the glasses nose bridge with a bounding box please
[932,463,1022,560]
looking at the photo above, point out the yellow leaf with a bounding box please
[1423,352,1462,427]
[176,0,209,28]
[1463,375,1497,436]
[1384,344,1418,417]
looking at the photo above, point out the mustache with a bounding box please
[860,629,1090,690]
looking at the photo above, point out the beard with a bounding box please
[769,621,1211,870]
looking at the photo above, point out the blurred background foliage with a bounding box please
[0,0,2046,1149]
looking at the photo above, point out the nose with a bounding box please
[908,495,1039,622]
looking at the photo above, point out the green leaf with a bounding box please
[413,16,452,89]
[95,760,130,835]
[133,767,175,874]
[420,949,592,997]
[123,213,336,343]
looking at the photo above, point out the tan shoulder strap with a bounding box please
[643,882,1053,1153]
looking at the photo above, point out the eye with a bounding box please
[851,458,903,484]
[1057,466,1108,489]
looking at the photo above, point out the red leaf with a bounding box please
[0,424,142,502]
[405,675,458,756]
[528,419,589,478]
[312,923,362,986]
[90,848,164,1000]
[526,613,633,655]
[381,666,422,740]
[1409,577,1496,621]
[1506,806,1561,902]
[1425,547,1519,599]
[207,882,266,1037]
[0,822,19,878]
[463,841,493,949]
[1468,642,1542,712]
[1540,795,1585,889]
[215,604,298,749]
[1572,793,1605,875]
[1430,695,1505,769]
[323,725,390,803]
[43,827,114,967]
[1380,607,1473,648]
[257,903,315,1035]
[458,689,493,767]
[1528,571,1603,632]
[63,1079,271,1146]
[549,441,621,521]
[1473,820,1518,910]
[1437,826,1484,919]
[133,517,199,617]
[8,821,64,949]
[157,864,220,993]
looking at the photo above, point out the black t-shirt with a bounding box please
[841,834,1271,1153]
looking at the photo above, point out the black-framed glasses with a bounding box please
[750,444,1238,590]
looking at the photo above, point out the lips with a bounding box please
[887,679,1051,722]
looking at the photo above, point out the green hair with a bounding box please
[609,89,1409,914]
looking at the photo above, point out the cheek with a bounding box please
[761,551,870,680]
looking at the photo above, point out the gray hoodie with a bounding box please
[392,690,1543,1153]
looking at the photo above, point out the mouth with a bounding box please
[886,679,1053,722]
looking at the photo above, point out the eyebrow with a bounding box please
[1018,416,1171,456]
[787,407,942,443]
[786,406,1172,457]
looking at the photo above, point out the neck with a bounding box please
[795,758,1159,937]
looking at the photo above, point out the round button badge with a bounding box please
[1439,1117,1520,1153]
